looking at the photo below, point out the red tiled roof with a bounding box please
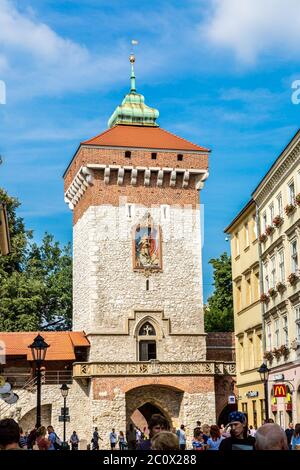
[0,331,89,361]
[82,125,209,152]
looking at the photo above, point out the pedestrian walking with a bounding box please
[118,431,126,450]
[206,425,224,450]
[109,428,118,450]
[151,431,179,450]
[91,427,102,450]
[193,421,201,438]
[219,412,255,450]
[138,414,169,450]
[36,426,51,450]
[176,424,186,450]
[255,423,288,450]
[291,423,300,450]
[285,422,294,449]
[0,418,23,451]
[70,431,79,450]
[127,424,137,450]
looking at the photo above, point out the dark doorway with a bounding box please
[138,403,165,423]
[139,341,156,361]
[218,403,238,427]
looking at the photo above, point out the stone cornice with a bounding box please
[253,138,300,207]
[64,164,209,210]
[73,361,236,378]
[64,166,94,210]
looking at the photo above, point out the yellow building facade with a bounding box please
[252,129,300,428]
[225,201,265,428]
[226,129,300,428]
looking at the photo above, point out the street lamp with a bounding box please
[258,362,270,422]
[29,334,49,428]
[60,383,69,449]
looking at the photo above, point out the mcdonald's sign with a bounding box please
[273,384,287,397]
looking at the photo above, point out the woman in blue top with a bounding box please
[206,425,224,450]
[291,423,300,450]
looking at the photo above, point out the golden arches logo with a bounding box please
[273,384,286,397]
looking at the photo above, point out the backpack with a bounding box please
[53,433,62,450]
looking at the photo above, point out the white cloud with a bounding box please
[0,0,130,98]
[201,0,300,64]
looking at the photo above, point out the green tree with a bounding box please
[0,188,72,331]
[204,252,234,332]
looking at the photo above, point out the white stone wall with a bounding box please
[1,381,92,446]
[73,203,206,362]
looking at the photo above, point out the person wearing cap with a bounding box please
[219,411,255,450]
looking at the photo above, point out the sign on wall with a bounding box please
[273,384,287,397]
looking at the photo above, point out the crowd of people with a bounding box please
[1,412,300,451]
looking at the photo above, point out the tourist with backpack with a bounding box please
[47,425,62,450]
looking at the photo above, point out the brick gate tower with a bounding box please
[63,55,236,443]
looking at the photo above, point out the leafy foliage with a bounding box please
[0,188,72,331]
[204,252,234,332]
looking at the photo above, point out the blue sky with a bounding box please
[0,0,300,300]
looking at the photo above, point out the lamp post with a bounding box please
[258,362,270,422]
[29,334,49,428]
[60,383,69,449]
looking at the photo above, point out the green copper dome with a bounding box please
[108,55,159,128]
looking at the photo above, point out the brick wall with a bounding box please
[206,332,235,361]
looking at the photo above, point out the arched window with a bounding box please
[139,322,156,336]
[138,322,157,361]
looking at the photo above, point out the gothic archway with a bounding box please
[217,403,237,427]
[126,385,184,431]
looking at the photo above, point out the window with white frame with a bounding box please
[282,316,289,347]
[288,181,295,205]
[275,319,280,348]
[276,193,283,216]
[245,223,249,247]
[278,250,285,282]
[235,233,240,257]
[267,323,272,350]
[269,203,274,224]
[263,262,269,291]
[270,256,276,288]
[238,339,244,371]
[291,239,298,273]
[295,305,300,342]
[262,212,267,232]
[246,276,252,305]
[252,215,258,240]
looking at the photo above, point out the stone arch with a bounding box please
[19,404,52,432]
[125,384,184,430]
[133,316,164,340]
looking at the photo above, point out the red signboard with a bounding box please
[273,384,287,397]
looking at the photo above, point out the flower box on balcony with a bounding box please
[291,339,300,350]
[296,193,300,207]
[276,281,286,292]
[259,233,268,243]
[285,204,296,215]
[272,347,282,359]
[260,293,270,303]
[288,273,299,286]
[277,344,289,357]
[264,350,273,361]
[265,225,275,236]
[272,215,284,227]
[268,287,277,298]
